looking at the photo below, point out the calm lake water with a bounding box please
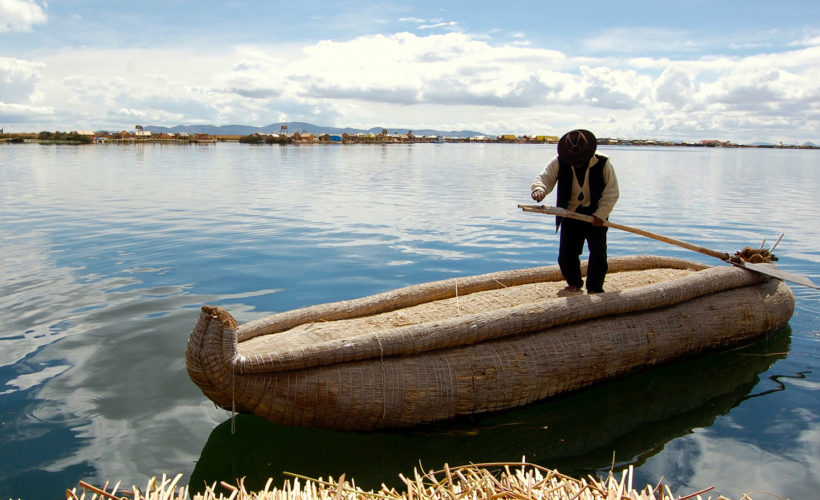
[1,142,818,500]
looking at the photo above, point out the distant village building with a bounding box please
[134,125,151,139]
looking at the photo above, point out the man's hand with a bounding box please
[591,215,605,227]
[531,189,546,202]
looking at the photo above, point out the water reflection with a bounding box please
[190,329,790,495]
[1,143,818,499]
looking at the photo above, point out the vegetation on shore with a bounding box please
[36,130,95,144]
[66,462,729,500]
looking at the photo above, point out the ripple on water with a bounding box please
[26,399,88,425]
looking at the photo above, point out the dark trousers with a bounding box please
[558,215,609,292]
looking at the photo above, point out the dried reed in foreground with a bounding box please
[66,461,736,500]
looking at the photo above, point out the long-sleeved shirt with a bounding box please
[531,155,619,220]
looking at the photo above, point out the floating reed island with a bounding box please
[67,461,730,500]
[185,255,794,431]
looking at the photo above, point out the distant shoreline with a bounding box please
[3,120,816,148]
[3,120,818,149]
[1,135,817,149]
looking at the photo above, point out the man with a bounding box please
[531,129,619,294]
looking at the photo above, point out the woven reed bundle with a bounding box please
[237,256,702,341]
[238,267,698,371]
[185,255,794,430]
[67,462,730,500]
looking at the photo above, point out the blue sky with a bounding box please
[2,0,820,142]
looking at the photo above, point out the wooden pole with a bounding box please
[519,204,819,289]
[518,204,731,261]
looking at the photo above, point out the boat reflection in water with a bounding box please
[189,328,790,495]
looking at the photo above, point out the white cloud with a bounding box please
[576,66,651,109]
[287,32,567,110]
[0,0,46,32]
[397,16,460,32]
[0,101,54,122]
[418,21,459,31]
[113,107,147,118]
[0,57,54,124]
[0,56,44,101]
[4,29,820,143]
[695,46,820,113]
[654,68,695,108]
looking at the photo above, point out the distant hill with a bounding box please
[144,122,486,138]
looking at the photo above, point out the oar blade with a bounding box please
[735,262,820,289]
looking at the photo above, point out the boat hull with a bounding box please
[186,256,794,430]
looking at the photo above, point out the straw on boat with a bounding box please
[66,461,735,500]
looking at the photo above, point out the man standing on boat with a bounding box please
[530,129,619,294]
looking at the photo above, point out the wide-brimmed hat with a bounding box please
[557,129,597,164]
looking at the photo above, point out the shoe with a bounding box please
[587,289,605,294]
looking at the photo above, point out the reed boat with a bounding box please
[186,255,794,431]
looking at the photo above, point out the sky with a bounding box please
[2,0,820,144]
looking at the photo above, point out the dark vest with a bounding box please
[555,154,608,229]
